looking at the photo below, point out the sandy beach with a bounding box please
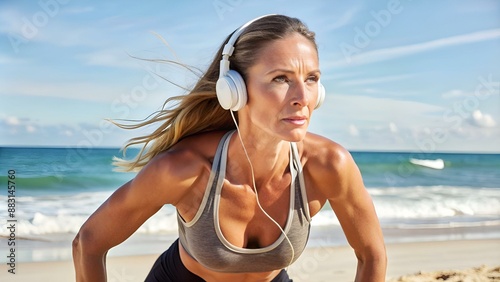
[1,239,498,281]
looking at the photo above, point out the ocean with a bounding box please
[1,147,499,262]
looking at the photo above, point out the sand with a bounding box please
[1,239,499,281]
[388,265,500,282]
[289,239,500,282]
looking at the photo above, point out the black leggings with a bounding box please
[144,239,293,281]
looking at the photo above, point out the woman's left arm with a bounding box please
[312,142,387,281]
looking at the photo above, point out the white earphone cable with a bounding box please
[229,111,295,268]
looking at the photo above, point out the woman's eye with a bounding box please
[273,76,288,83]
[307,75,319,83]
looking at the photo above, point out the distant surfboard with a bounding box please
[409,158,445,169]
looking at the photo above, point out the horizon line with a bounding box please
[1,145,499,155]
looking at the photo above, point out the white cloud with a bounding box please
[326,7,360,31]
[336,28,500,67]
[0,6,114,49]
[442,89,467,99]
[339,74,413,86]
[62,6,95,14]
[26,125,36,133]
[470,110,496,128]
[78,49,140,69]
[0,118,146,147]
[1,81,118,102]
[0,5,93,48]
[5,116,20,126]
[389,122,398,133]
[322,94,444,127]
[1,115,38,136]
[2,79,158,104]
[348,124,359,136]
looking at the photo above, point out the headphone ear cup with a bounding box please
[315,82,326,109]
[216,70,247,111]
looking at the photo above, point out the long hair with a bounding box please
[113,15,317,172]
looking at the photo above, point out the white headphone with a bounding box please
[215,15,326,111]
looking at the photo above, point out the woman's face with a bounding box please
[243,32,320,142]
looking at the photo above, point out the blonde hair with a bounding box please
[113,15,317,172]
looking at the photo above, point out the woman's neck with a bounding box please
[227,129,291,188]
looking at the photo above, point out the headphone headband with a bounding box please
[219,14,276,77]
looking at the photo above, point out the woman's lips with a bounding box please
[283,116,307,125]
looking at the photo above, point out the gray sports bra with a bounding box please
[177,130,311,273]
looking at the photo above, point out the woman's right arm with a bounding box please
[72,149,203,281]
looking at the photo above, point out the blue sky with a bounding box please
[1,0,499,152]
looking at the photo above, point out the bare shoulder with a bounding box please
[300,132,360,199]
[132,131,229,205]
[301,132,354,170]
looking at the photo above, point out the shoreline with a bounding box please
[1,239,498,281]
[4,222,500,263]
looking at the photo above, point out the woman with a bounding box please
[72,14,386,281]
